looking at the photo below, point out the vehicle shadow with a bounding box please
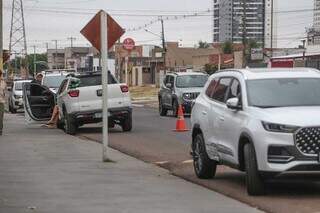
[214,171,320,196]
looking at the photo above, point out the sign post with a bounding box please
[100,11,109,161]
[123,38,135,85]
[81,10,125,162]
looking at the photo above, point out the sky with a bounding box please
[3,0,314,53]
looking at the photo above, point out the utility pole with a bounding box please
[9,0,28,78]
[160,17,166,72]
[270,0,274,58]
[45,42,49,52]
[0,0,3,73]
[67,37,76,48]
[32,45,36,74]
[52,40,58,69]
[242,0,247,68]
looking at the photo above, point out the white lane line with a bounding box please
[132,104,145,108]
[154,161,169,165]
[182,159,193,164]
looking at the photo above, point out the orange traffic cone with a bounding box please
[173,104,189,132]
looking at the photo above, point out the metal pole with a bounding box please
[100,11,109,162]
[33,46,36,74]
[125,56,128,84]
[218,54,221,71]
[0,0,3,73]
[52,40,58,69]
[161,17,166,72]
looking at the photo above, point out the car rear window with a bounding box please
[77,73,117,87]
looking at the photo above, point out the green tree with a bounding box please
[7,53,48,75]
[204,64,218,75]
[26,53,48,74]
[222,41,233,54]
[198,40,210,49]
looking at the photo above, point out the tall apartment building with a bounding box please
[212,0,276,48]
[314,0,320,31]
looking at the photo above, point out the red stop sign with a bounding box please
[123,38,135,51]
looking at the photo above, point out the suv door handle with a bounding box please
[202,111,207,115]
[219,116,225,121]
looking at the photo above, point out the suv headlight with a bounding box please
[183,93,192,100]
[262,121,299,133]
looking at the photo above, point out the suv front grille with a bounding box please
[295,127,320,155]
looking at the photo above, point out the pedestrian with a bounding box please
[31,73,43,84]
[0,69,7,136]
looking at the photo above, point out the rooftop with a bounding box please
[217,68,320,80]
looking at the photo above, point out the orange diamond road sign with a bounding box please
[80,10,125,51]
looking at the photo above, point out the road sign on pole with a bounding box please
[122,38,135,84]
[81,10,125,162]
[123,38,135,51]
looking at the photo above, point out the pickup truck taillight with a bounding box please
[120,85,129,93]
[68,90,80,97]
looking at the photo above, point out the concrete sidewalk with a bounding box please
[0,113,262,213]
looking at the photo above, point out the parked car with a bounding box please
[23,72,132,135]
[191,68,320,195]
[158,72,208,117]
[8,80,31,113]
[41,71,74,94]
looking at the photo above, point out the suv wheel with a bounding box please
[159,98,167,116]
[9,103,16,114]
[121,113,132,132]
[57,118,64,130]
[63,111,77,135]
[172,100,179,117]
[192,133,217,179]
[244,143,265,196]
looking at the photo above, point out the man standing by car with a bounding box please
[0,69,7,136]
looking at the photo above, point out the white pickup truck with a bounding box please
[23,72,132,135]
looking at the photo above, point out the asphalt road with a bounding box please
[78,106,320,213]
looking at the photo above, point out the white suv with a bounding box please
[191,68,320,195]
[23,72,132,135]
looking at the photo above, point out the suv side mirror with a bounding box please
[165,83,172,89]
[226,97,242,110]
[69,79,80,89]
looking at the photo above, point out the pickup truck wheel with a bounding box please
[159,98,167,116]
[172,100,179,117]
[121,113,132,132]
[192,133,216,179]
[64,113,77,135]
[244,143,265,196]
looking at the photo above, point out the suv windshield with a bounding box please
[14,82,23,91]
[77,73,117,87]
[247,78,320,108]
[43,75,66,88]
[176,75,208,88]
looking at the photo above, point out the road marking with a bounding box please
[182,159,193,164]
[132,104,145,108]
[154,161,169,165]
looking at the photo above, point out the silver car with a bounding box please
[8,80,31,113]
[158,72,208,117]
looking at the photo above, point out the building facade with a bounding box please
[314,0,320,31]
[212,0,276,48]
